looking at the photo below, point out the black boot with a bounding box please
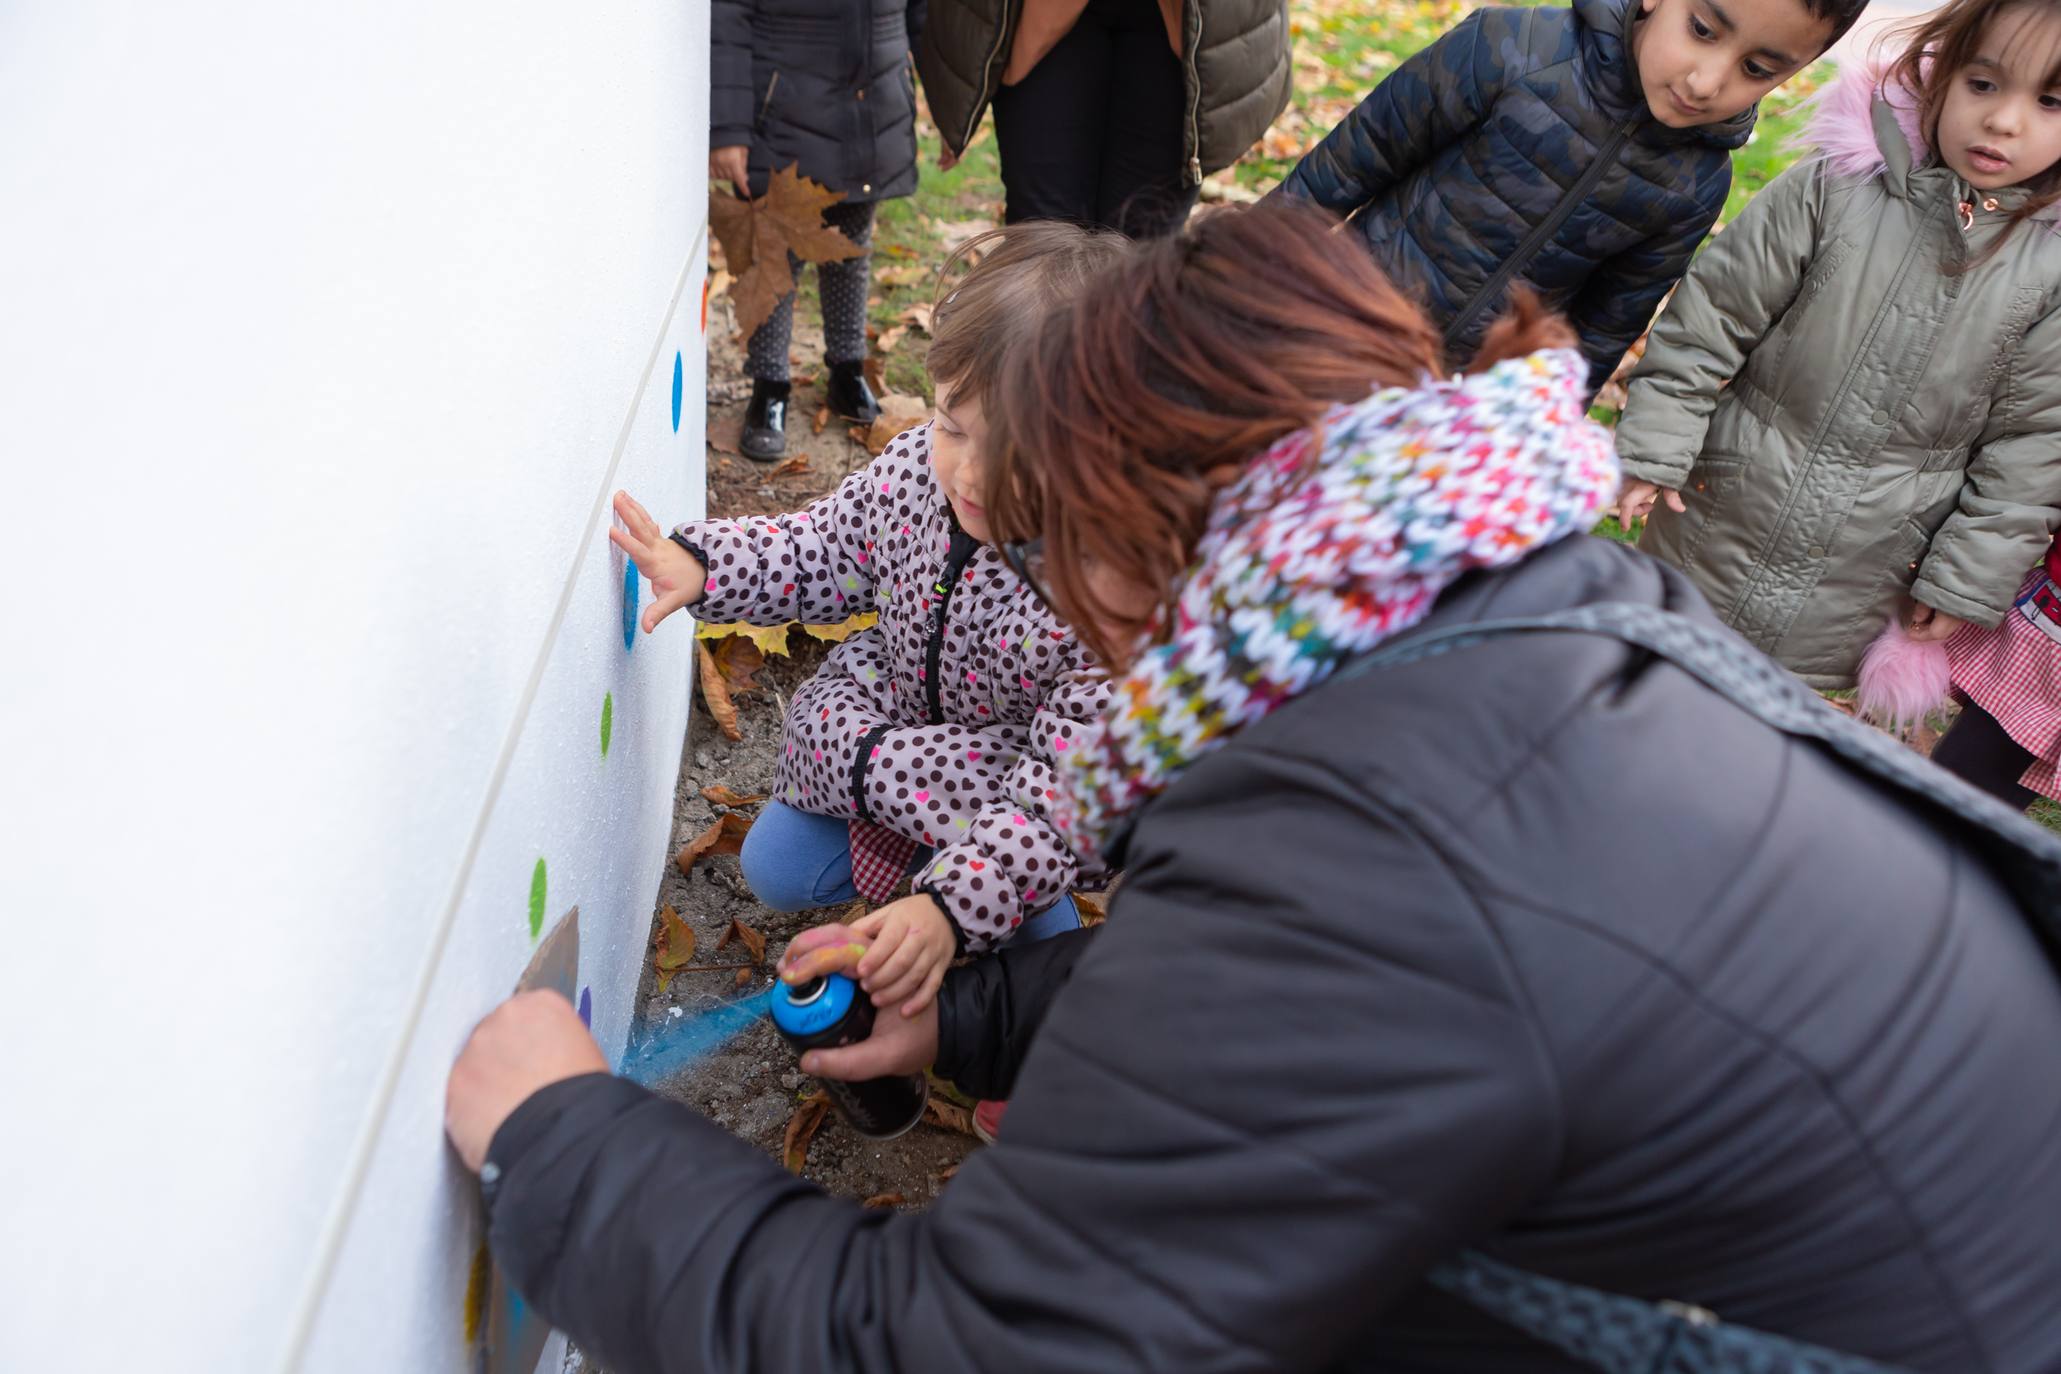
[825,360,880,425]
[740,379,791,461]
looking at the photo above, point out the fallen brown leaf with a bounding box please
[811,405,831,436]
[898,301,934,333]
[653,905,696,992]
[864,393,931,455]
[876,323,910,355]
[735,967,753,989]
[698,621,795,658]
[1074,892,1108,928]
[923,1097,980,1138]
[708,413,744,456]
[799,613,878,644]
[701,784,769,808]
[862,1193,906,1209]
[696,641,741,741]
[711,636,767,692]
[714,917,767,966]
[675,811,754,875]
[774,455,812,478]
[876,263,931,289]
[934,1164,960,1183]
[784,1091,833,1173]
[862,355,888,396]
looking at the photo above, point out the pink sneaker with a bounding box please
[971,1099,1007,1144]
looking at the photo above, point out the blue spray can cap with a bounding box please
[769,973,860,1039]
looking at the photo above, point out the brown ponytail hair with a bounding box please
[984,201,1576,667]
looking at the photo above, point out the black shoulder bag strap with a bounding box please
[1339,601,2061,1374]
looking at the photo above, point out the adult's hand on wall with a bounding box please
[610,490,707,631]
[445,990,609,1173]
[709,144,750,193]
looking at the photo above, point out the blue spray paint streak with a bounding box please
[622,560,640,651]
[671,351,684,433]
[620,990,773,1085]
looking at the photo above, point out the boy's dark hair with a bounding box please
[925,222,1134,415]
[1811,0,1877,48]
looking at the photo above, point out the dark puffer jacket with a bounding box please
[711,0,926,202]
[483,537,2061,1372]
[917,0,1291,184]
[1275,0,1750,386]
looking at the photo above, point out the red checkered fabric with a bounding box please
[1947,570,2061,800]
[848,819,923,905]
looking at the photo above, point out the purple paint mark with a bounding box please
[577,986,593,1028]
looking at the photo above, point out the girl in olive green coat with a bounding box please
[1615,0,2061,689]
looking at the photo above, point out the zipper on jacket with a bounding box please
[1444,118,1636,351]
[1183,1,1204,186]
[757,71,780,129]
[925,529,982,724]
[963,1,1018,156]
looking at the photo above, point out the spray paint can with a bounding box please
[769,973,928,1139]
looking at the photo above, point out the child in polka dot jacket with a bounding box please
[612,222,1131,1021]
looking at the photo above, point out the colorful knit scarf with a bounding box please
[1052,348,1620,861]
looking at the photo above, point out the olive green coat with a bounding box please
[915,0,1291,183]
[1618,88,2061,689]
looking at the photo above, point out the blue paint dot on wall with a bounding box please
[578,987,593,1028]
[623,560,640,651]
[671,351,683,433]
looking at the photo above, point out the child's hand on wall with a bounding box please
[852,894,958,1017]
[1614,479,1685,530]
[1905,603,1970,644]
[610,490,707,632]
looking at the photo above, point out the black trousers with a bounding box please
[1931,699,2038,810]
[990,0,1197,238]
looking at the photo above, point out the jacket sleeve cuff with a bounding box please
[1615,452,1693,489]
[483,1072,645,1220]
[1910,576,2010,629]
[916,842,1014,954]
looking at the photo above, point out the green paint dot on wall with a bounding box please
[528,858,547,941]
[601,692,614,758]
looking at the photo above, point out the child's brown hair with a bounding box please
[1889,0,2061,247]
[925,223,1135,414]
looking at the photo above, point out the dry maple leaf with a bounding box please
[1073,892,1108,928]
[697,641,741,742]
[675,811,754,875]
[653,905,697,993]
[701,784,769,808]
[783,1090,833,1173]
[862,1193,906,1209]
[708,164,866,339]
[711,636,766,692]
[799,613,878,645]
[697,621,796,658]
[923,1097,979,1138]
[713,916,767,966]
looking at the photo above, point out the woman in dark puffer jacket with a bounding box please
[448,207,2061,1372]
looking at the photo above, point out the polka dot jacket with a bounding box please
[674,422,1110,950]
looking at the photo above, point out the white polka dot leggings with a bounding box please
[745,199,875,383]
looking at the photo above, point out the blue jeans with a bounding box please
[739,801,1082,943]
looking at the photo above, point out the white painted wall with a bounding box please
[0,3,708,1369]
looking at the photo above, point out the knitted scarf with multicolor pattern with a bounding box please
[1052,348,1620,861]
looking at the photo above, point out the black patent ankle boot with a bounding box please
[825,360,880,425]
[740,379,791,461]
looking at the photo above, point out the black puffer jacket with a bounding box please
[1275,0,1749,385]
[484,537,2061,1372]
[711,0,926,202]
[917,0,1291,183]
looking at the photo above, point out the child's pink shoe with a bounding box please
[972,1099,1007,1144]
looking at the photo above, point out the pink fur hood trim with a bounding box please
[1796,57,1926,181]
